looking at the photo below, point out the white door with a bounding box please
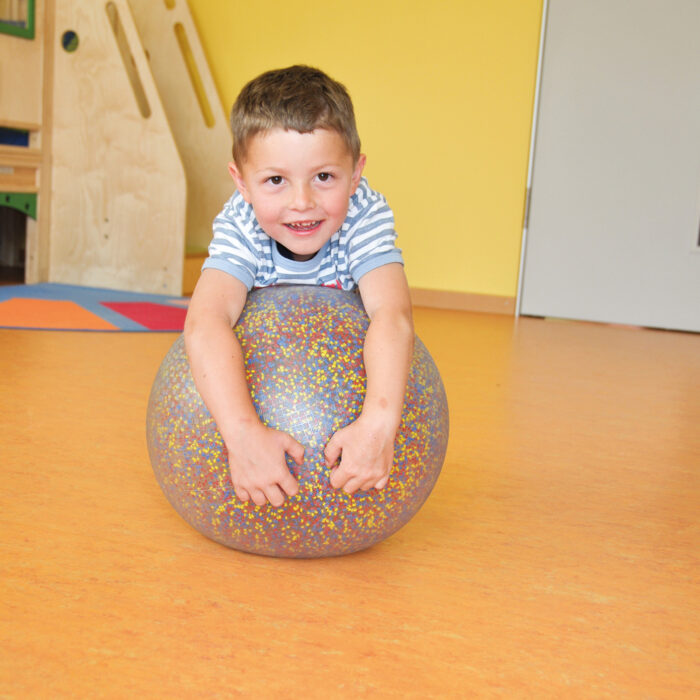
[519,0,700,332]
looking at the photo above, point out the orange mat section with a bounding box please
[0,298,119,330]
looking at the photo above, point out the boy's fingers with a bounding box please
[284,435,305,465]
[329,463,349,490]
[324,436,342,467]
[263,483,285,508]
[278,469,299,498]
[375,475,390,490]
[234,485,250,502]
[342,476,363,495]
[248,488,267,507]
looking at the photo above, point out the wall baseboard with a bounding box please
[184,253,515,315]
[409,287,515,315]
[183,253,206,295]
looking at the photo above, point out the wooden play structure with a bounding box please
[0,0,233,294]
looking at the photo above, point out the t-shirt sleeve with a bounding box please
[201,194,259,290]
[345,184,404,283]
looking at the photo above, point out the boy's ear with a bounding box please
[228,161,251,203]
[350,154,367,194]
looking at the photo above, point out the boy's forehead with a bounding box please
[241,127,356,165]
[251,126,345,146]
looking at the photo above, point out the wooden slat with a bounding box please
[128,0,234,252]
[0,119,41,132]
[26,0,51,284]
[0,169,38,192]
[0,145,41,168]
[0,5,43,126]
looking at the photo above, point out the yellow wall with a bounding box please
[187,0,543,298]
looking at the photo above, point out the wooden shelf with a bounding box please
[0,181,39,194]
[0,145,42,167]
[0,119,41,132]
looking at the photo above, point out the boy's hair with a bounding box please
[230,65,361,165]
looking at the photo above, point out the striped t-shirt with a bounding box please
[202,177,403,291]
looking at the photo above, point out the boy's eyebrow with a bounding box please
[253,162,346,175]
[245,165,288,177]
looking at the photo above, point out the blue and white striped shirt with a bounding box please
[202,178,403,291]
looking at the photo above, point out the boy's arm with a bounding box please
[324,263,414,493]
[184,269,303,507]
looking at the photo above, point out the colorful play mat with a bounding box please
[0,283,188,331]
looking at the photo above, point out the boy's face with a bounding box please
[229,128,366,261]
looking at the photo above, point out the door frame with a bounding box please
[515,0,549,318]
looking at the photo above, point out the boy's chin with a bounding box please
[275,240,318,262]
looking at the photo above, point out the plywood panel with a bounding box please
[49,0,186,294]
[0,1,42,126]
[25,0,55,284]
[128,0,233,254]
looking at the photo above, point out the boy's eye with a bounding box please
[268,176,283,185]
[317,172,332,182]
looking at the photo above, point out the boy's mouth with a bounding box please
[284,220,322,233]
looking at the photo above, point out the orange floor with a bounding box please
[1,309,698,697]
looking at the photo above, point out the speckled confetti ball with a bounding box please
[147,285,448,558]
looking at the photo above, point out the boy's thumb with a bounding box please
[324,436,342,468]
[285,435,305,464]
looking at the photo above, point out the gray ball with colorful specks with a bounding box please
[147,285,448,558]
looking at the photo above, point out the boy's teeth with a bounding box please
[287,221,318,231]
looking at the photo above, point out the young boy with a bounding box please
[184,65,413,508]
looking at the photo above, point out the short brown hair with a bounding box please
[230,65,361,165]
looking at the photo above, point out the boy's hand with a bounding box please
[323,264,412,495]
[227,421,304,507]
[323,412,397,494]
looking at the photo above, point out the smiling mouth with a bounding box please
[284,220,322,233]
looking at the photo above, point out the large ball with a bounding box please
[147,285,448,558]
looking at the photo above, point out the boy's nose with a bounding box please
[290,183,314,210]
